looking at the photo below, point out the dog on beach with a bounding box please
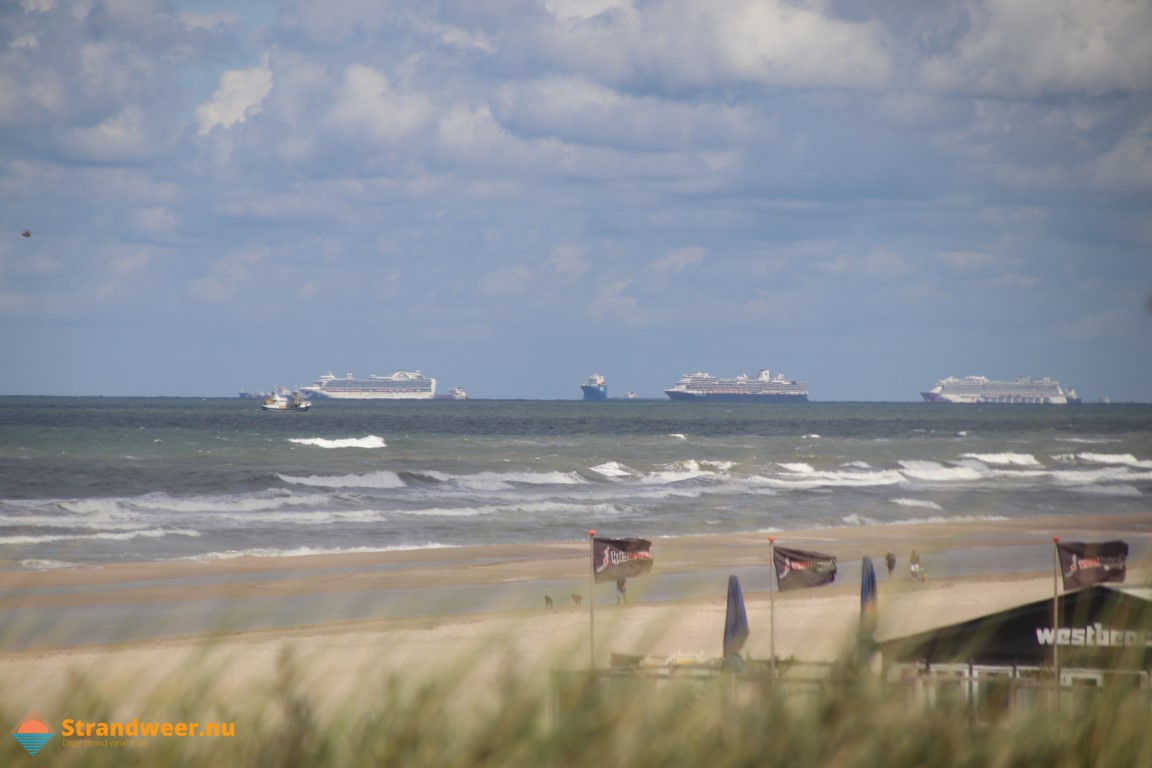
[571,593,582,607]
[544,595,553,609]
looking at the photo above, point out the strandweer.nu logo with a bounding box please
[11,712,54,756]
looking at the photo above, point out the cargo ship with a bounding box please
[920,376,1080,404]
[664,369,809,402]
[434,386,468,400]
[581,374,608,401]
[299,370,436,400]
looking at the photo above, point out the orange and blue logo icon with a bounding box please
[11,712,54,756]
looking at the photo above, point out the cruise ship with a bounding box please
[299,371,436,400]
[920,376,1080,405]
[581,374,607,401]
[664,369,809,402]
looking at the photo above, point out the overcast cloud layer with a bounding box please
[2,0,1150,401]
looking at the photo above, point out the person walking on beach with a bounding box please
[616,577,627,604]
[885,551,896,578]
[909,549,922,582]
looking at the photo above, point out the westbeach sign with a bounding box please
[1036,625,1152,649]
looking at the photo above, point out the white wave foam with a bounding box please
[279,471,406,489]
[20,559,82,570]
[891,498,944,511]
[208,509,392,525]
[289,435,387,449]
[641,463,722,484]
[893,515,1009,525]
[1077,452,1152,468]
[56,499,137,519]
[180,543,455,561]
[0,528,201,545]
[841,513,878,526]
[129,492,317,514]
[961,452,1040,466]
[668,433,687,440]
[1051,466,1152,486]
[760,466,904,490]
[898,460,985,482]
[420,470,587,491]
[590,462,635,478]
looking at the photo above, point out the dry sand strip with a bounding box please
[0,513,1148,712]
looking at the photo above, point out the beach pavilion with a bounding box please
[877,586,1152,712]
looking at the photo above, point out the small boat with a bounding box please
[262,389,312,411]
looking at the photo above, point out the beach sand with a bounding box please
[2,513,1149,716]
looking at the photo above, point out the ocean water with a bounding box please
[1,398,1150,568]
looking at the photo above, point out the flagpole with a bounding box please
[589,529,596,670]
[1052,536,1061,703]
[768,537,776,678]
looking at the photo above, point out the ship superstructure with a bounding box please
[300,371,437,400]
[664,369,808,402]
[920,376,1079,404]
[581,374,608,401]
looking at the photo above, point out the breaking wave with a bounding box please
[288,435,387,449]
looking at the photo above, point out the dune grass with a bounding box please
[3,639,1150,768]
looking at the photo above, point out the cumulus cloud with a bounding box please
[324,63,432,144]
[540,0,893,91]
[195,56,273,135]
[69,106,152,162]
[921,0,1152,97]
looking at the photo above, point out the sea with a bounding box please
[2,397,1151,570]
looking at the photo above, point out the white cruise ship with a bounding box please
[920,376,1079,405]
[300,371,436,400]
[664,369,809,402]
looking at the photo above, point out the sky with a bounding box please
[1,0,1150,402]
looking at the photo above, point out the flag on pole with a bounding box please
[773,546,837,591]
[1055,540,1128,590]
[592,537,653,583]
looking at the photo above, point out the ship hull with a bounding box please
[920,392,1070,405]
[664,391,808,403]
[581,385,608,401]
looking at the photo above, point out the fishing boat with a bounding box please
[262,389,312,411]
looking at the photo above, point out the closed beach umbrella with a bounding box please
[723,575,750,671]
[859,556,879,662]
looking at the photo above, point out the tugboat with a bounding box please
[262,389,312,411]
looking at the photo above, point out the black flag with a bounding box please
[1056,540,1128,590]
[592,537,653,583]
[773,546,837,591]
